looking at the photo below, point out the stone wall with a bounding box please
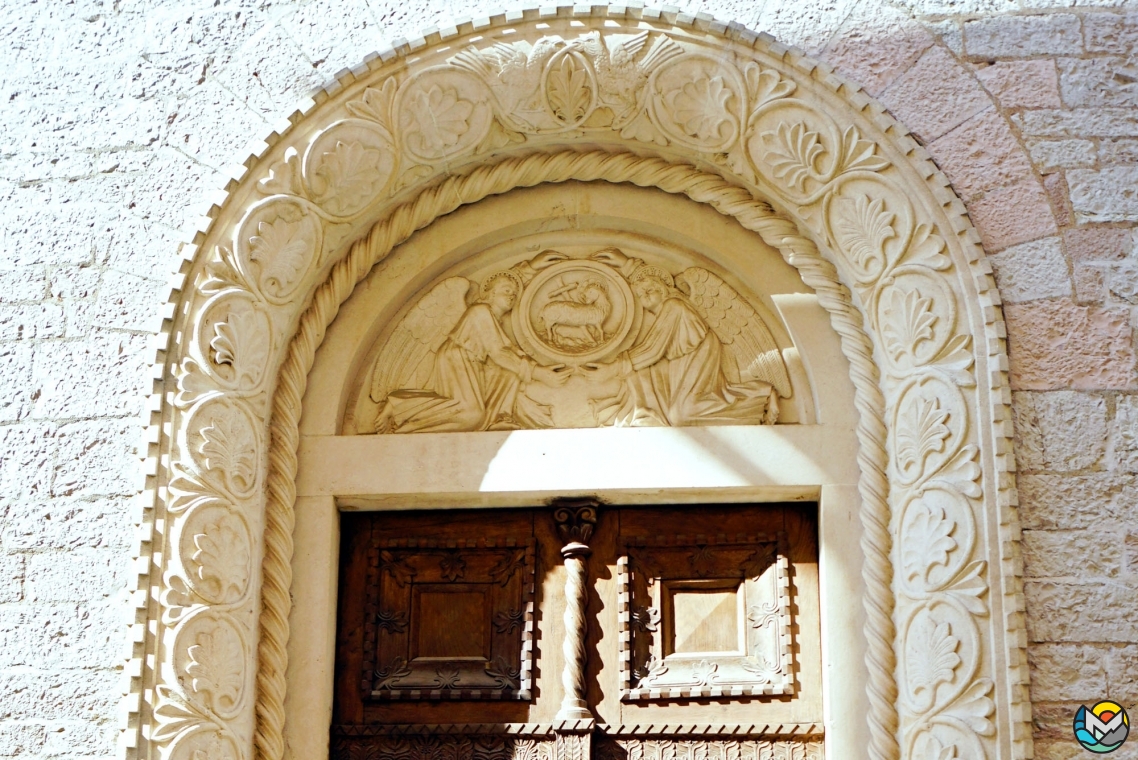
[1,1,1135,758]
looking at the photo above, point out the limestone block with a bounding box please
[1069,166,1138,223]
[1017,472,1138,529]
[1022,528,1123,578]
[1064,225,1132,262]
[49,265,101,300]
[210,24,324,119]
[162,78,271,171]
[1101,137,1138,163]
[1012,390,1107,470]
[1025,580,1138,642]
[922,19,963,55]
[2,497,132,551]
[1031,702,1087,741]
[963,13,1082,57]
[887,0,1019,14]
[42,720,114,757]
[975,59,1062,108]
[1027,643,1109,700]
[1108,394,1138,471]
[0,302,65,342]
[277,0,386,79]
[988,236,1072,302]
[23,549,126,604]
[50,419,141,498]
[0,343,33,423]
[0,553,25,604]
[880,45,990,143]
[1058,57,1138,109]
[1026,138,1097,171]
[0,723,45,757]
[1013,107,1138,138]
[927,108,1034,201]
[0,603,124,669]
[1085,11,1138,54]
[1073,262,1107,303]
[1106,645,1138,702]
[0,269,47,303]
[31,333,148,420]
[1005,298,1135,389]
[820,4,934,96]
[967,176,1058,252]
[89,269,164,332]
[0,424,53,498]
[0,670,121,722]
[1042,172,1074,226]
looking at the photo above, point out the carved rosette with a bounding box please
[134,11,1025,760]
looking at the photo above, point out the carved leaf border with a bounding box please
[128,10,1027,760]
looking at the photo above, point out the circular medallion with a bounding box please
[513,260,639,366]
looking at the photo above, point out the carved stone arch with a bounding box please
[129,8,1030,760]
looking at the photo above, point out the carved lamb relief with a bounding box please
[361,247,792,432]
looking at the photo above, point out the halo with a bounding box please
[480,269,524,300]
[630,265,675,289]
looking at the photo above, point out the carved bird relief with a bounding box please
[574,30,683,126]
[451,37,564,129]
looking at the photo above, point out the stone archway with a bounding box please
[128,8,1029,760]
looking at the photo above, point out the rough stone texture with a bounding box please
[1012,390,1107,470]
[988,237,1072,301]
[963,13,1083,57]
[879,45,991,143]
[1068,166,1138,223]
[0,1,1135,757]
[1005,299,1135,389]
[927,108,1034,201]
[975,59,1062,109]
[966,175,1059,252]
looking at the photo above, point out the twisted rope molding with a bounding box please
[254,149,895,760]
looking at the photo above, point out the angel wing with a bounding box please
[675,268,793,398]
[369,277,472,404]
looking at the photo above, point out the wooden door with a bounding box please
[332,503,823,760]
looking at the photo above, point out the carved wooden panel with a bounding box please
[594,737,823,760]
[360,534,536,700]
[618,532,793,700]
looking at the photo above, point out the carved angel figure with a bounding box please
[370,252,570,433]
[586,248,791,427]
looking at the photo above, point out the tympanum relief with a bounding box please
[361,247,791,432]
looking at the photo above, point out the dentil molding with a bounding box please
[127,7,1030,760]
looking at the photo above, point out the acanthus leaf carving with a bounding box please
[248,216,314,300]
[895,396,951,484]
[186,625,246,716]
[762,122,823,192]
[545,51,593,125]
[743,62,796,111]
[257,147,303,197]
[905,613,961,712]
[310,139,387,216]
[345,78,398,137]
[833,194,895,281]
[838,125,891,175]
[189,510,252,605]
[400,83,477,159]
[152,685,218,744]
[882,288,938,364]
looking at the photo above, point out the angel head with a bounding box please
[479,270,524,317]
[630,266,679,314]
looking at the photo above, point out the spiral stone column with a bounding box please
[553,500,598,723]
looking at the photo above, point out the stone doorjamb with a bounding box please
[126,7,1030,760]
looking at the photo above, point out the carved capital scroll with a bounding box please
[552,499,599,722]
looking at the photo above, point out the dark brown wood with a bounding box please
[332,502,820,743]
